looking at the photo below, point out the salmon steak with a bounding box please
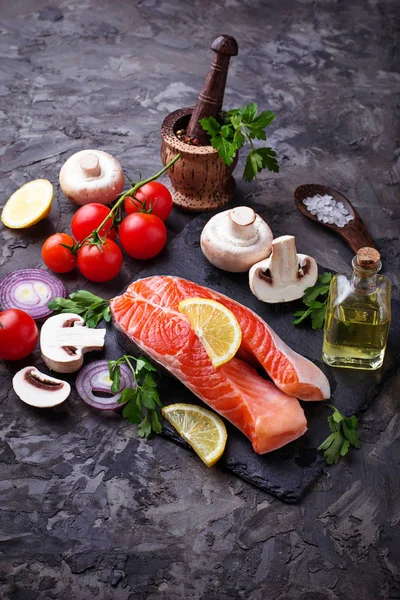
[110,276,330,454]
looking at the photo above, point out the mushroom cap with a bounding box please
[13,366,70,408]
[59,149,125,205]
[200,207,273,273]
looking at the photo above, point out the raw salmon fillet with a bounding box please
[111,277,330,454]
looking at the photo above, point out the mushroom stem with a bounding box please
[228,207,257,241]
[269,235,299,283]
[249,235,318,303]
[79,153,101,178]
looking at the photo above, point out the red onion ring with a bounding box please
[76,360,135,410]
[0,268,66,320]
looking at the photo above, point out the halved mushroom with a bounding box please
[249,235,318,303]
[13,367,70,408]
[40,313,106,373]
[200,206,273,273]
[59,149,125,206]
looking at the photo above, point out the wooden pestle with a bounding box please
[185,34,238,145]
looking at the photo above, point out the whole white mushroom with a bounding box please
[200,206,274,273]
[59,149,125,205]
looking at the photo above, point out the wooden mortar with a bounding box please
[160,35,239,212]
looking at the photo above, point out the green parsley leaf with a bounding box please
[318,405,361,465]
[48,290,110,328]
[233,129,245,149]
[240,102,258,123]
[69,290,105,305]
[210,136,236,165]
[200,103,278,181]
[310,303,327,330]
[321,430,346,465]
[318,272,333,284]
[328,414,341,432]
[138,415,152,438]
[221,124,233,139]
[255,147,279,173]
[109,361,121,394]
[150,411,163,434]
[344,415,358,429]
[199,116,220,137]
[252,110,276,129]
[293,306,313,325]
[248,126,267,141]
[136,357,158,376]
[47,298,86,314]
[122,392,142,424]
[318,432,337,452]
[108,354,162,438]
[342,422,361,448]
[293,273,333,329]
[302,283,331,306]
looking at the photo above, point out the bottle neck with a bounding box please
[351,256,381,293]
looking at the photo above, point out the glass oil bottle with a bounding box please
[323,247,391,370]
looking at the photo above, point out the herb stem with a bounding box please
[242,126,255,152]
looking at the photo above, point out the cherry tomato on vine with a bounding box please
[71,203,116,242]
[42,233,77,273]
[124,181,173,222]
[77,238,123,282]
[119,213,167,260]
[0,309,38,360]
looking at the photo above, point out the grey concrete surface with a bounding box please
[0,0,399,598]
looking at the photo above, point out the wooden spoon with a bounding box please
[294,184,376,253]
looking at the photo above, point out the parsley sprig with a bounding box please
[48,291,111,328]
[293,272,333,330]
[108,355,162,438]
[200,103,279,181]
[318,405,361,465]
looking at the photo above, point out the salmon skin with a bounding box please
[110,277,330,454]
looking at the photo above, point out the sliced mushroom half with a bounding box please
[40,313,106,373]
[249,235,318,303]
[13,367,71,408]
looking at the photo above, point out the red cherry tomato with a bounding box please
[71,204,116,242]
[42,233,77,273]
[119,213,167,260]
[0,309,38,360]
[124,181,173,222]
[77,238,123,282]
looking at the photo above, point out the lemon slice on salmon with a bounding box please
[162,403,228,467]
[179,297,242,367]
[1,179,53,229]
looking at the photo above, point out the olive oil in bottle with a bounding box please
[323,247,391,370]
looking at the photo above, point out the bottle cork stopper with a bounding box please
[356,247,380,269]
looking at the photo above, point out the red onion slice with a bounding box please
[76,360,135,410]
[0,268,66,320]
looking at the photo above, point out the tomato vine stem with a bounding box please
[75,154,181,251]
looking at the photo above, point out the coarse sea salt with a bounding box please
[303,193,354,228]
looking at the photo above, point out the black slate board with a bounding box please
[115,210,400,503]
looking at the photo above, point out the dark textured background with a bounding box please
[1,0,400,598]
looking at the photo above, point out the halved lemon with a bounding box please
[162,403,228,467]
[178,297,242,367]
[1,179,53,229]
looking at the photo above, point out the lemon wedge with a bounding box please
[162,403,227,467]
[178,297,242,367]
[1,179,53,229]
